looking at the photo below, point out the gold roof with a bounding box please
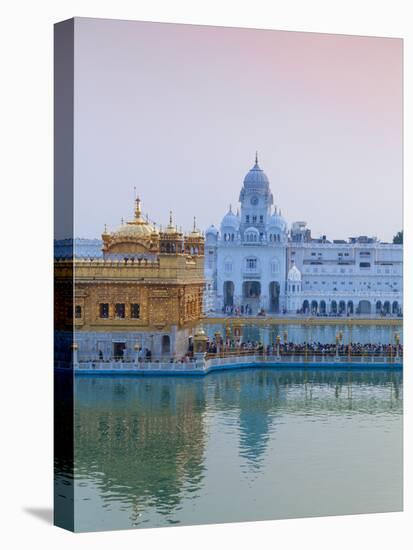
[113,197,158,238]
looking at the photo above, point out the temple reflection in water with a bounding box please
[72,368,402,531]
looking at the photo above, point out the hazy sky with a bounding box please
[73,17,402,242]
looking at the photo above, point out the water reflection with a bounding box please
[74,368,402,531]
[75,378,207,526]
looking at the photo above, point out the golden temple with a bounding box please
[54,197,205,360]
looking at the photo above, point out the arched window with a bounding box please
[224,257,233,273]
[270,258,280,275]
[245,257,258,271]
[245,228,259,243]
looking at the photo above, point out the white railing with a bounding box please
[65,352,402,375]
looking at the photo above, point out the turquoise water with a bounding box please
[72,368,402,531]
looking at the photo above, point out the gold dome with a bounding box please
[113,197,157,238]
[165,211,179,234]
[114,222,155,238]
[190,216,202,237]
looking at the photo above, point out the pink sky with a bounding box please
[73,18,402,242]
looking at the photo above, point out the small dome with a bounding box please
[287,264,302,282]
[243,154,270,189]
[194,325,207,338]
[206,224,218,236]
[268,211,287,232]
[189,217,202,237]
[221,206,239,229]
[164,211,180,235]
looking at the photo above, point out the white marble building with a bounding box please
[204,155,403,316]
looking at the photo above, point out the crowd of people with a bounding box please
[107,340,402,365]
[201,339,403,358]
[220,305,402,318]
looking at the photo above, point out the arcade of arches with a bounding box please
[223,281,402,316]
[302,299,401,315]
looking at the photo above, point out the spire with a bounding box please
[134,196,142,220]
[193,216,196,231]
[169,210,173,225]
[255,151,258,165]
[229,203,232,213]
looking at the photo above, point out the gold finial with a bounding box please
[255,151,258,164]
[134,196,142,220]
[121,217,124,225]
[169,210,173,225]
[193,216,196,231]
[103,223,108,234]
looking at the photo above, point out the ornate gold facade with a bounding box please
[55,198,205,333]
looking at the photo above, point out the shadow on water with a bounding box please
[23,507,53,524]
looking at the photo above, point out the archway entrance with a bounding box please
[223,281,234,307]
[243,281,261,315]
[113,342,126,359]
[269,281,280,313]
[162,335,171,355]
[319,300,326,314]
[358,300,371,314]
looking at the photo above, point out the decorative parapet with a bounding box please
[61,352,403,376]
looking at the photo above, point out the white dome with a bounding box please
[220,207,239,230]
[243,155,270,189]
[268,209,287,232]
[206,224,219,236]
[287,264,301,282]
